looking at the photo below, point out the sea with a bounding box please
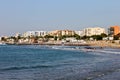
[0,45,120,80]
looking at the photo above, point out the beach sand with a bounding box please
[86,41,120,48]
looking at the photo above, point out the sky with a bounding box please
[0,0,120,36]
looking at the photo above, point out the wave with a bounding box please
[51,46,120,55]
[0,65,55,71]
[93,50,120,54]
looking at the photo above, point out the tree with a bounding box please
[101,33,107,38]
[73,34,81,40]
[91,35,102,40]
[54,36,58,41]
[114,33,120,40]
[114,35,119,40]
[1,37,7,41]
[44,35,54,41]
[44,35,54,38]
[81,35,90,40]
[10,36,17,41]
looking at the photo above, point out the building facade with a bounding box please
[75,30,84,36]
[0,37,1,41]
[15,33,21,38]
[23,31,47,37]
[48,30,61,37]
[83,27,106,36]
[108,26,120,36]
[61,30,75,36]
[48,30,75,37]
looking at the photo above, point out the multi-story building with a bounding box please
[23,31,35,37]
[75,30,84,36]
[23,31,47,37]
[48,30,75,37]
[61,30,75,36]
[15,33,21,38]
[83,27,106,36]
[0,37,1,41]
[48,30,61,37]
[108,26,120,36]
[35,31,48,37]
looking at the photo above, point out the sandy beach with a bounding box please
[6,40,120,49]
[86,40,120,48]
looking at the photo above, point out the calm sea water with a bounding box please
[0,45,120,80]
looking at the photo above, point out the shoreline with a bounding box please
[6,42,90,46]
[87,41,120,49]
[4,41,120,49]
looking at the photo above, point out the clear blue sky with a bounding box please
[0,0,120,36]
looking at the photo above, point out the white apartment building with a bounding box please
[75,30,84,36]
[15,33,21,38]
[35,31,48,36]
[83,27,106,36]
[23,31,47,37]
[0,37,1,41]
